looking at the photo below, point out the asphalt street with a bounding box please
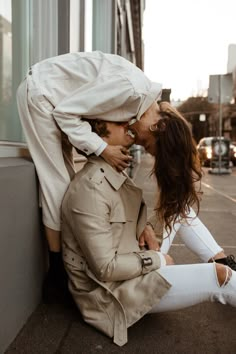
[6,154,236,354]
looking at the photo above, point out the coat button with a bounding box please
[29,70,32,75]
[100,168,104,173]
[83,148,88,152]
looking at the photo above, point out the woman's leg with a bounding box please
[17,80,75,234]
[149,263,236,314]
[17,80,75,302]
[160,221,182,254]
[44,132,75,251]
[177,208,224,261]
[160,208,224,262]
[45,227,61,251]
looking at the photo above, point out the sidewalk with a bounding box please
[6,154,236,354]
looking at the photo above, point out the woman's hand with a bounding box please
[139,224,161,251]
[101,145,132,171]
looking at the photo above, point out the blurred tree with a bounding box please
[178,97,216,143]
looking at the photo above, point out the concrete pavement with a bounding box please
[5,154,236,354]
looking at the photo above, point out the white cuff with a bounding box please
[95,141,108,156]
[156,252,166,267]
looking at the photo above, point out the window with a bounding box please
[84,0,93,51]
[0,0,30,142]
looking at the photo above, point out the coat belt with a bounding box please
[63,250,86,271]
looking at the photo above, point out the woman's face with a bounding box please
[129,102,161,155]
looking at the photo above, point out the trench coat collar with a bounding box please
[88,156,128,191]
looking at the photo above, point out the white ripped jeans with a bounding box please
[149,209,236,313]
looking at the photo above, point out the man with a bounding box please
[61,120,171,345]
[61,119,236,346]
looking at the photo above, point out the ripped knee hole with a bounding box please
[215,263,232,287]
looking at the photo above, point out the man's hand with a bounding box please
[139,224,160,251]
[101,145,132,171]
[139,226,175,265]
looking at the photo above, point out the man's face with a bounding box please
[129,102,161,155]
[103,122,135,147]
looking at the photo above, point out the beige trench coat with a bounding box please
[61,157,171,346]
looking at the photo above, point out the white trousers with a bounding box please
[16,78,75,230]
[150,263,236,313]
[160,208,223,262]
[149,209,236,313]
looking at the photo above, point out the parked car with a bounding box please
[230,142,236,166]
[197,137,214,166]
[197,137,236,167]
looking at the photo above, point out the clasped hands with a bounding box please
[139,224,174,265]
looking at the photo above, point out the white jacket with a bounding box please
[27,51,162,155]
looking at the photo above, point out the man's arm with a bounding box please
[52,74,138,154]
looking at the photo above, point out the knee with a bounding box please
[215,263,232,287]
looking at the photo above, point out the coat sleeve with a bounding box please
[66,181,163,282]
[147,213,164,239]
[52,74,141,155]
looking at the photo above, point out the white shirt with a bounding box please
[28,51,162,155]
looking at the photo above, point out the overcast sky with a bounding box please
[143,0,236,101]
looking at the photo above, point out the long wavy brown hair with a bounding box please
[152,102,202,234]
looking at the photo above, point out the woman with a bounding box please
[61,116,236,346]
[16,51,162,301]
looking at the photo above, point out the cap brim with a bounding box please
[136,82,162,120]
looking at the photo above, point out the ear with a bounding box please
[149,124,158,132]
